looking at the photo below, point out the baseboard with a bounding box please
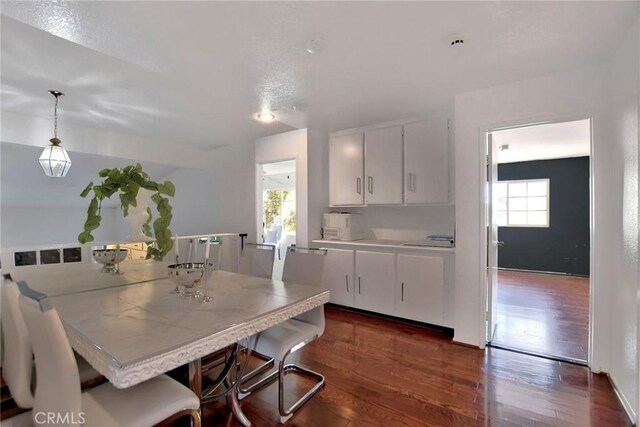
[607,373,637,425]
[325,303,455,338]
[451,340,481,350]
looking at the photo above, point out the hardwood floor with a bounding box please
[2,305,626,426]
[199,306,628,426]
[492,270,589,362]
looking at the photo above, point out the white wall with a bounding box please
[1,206,117,248]
[333,205,455,241]
[454,65,608,348]
[1,110,209,169]
[161,143,256,241]
[255,129,308,246]
[606,17,639,421]
[454,39,639,421]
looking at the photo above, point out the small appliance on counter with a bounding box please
[322,213,365,241]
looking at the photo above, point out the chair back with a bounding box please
[238,244,275,279]
[282,247,327,286]
[17,282,82,425]
[281,248,327,334]
[1,274,34,408]
[171,235,222,267]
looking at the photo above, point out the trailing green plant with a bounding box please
[78,163,175,261]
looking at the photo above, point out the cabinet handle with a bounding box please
[368,176,373,194]
[401,282,404,302]
[358,277,361,294]
[356,177,361,195]
[345,275,349,292]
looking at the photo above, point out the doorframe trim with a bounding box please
[478,112,595,368]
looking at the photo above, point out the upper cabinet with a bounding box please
[329,133,365,206]
[364,126,403,205]
[404,119,450,204]
[329,118,450,207]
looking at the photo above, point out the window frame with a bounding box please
[495,178,550,228]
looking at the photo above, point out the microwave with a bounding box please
[322,213,365,241]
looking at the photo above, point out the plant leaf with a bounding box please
[80,181,94,198]
[159,181,176,197]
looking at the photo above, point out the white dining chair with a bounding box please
[240,247,327,423]
[16,281,201,427]
[237,243,276,279]
[1,274,102,410]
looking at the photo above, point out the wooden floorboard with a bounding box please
[492,270,589,361]
[3,305,628,426]
[199,306,628,426]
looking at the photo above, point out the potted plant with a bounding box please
[78,163,175,260]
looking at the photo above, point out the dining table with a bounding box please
[6,259,330,426]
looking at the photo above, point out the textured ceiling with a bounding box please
[494,119,591,164]
[1,1,638,149]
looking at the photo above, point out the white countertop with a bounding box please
[311,239,455,253]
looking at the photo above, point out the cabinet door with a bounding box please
[355,251,395,315]
[403,119,449,204]
[322,249,354,307]
[396,254,444,325]
[364,126,403,205]
[330,133,364,206]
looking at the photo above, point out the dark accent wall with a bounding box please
[498,156,590,276]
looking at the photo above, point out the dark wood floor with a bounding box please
[201,306,628,426]
[492,270,589,361]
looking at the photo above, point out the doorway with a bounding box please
[257,159,296,280]
[485,119,592,364]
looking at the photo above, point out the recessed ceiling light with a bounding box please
[257,112,276,122]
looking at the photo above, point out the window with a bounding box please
[495,179,549,227]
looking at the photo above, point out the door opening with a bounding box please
[257,159,296,280]
[485,119,592,365]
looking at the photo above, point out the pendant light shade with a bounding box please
[40,90,71,178]
[39,139,72,177]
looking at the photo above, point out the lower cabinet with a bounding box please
[354,251,395,316]
[322,247,447,327]
[396,254,444,325]
[322,248,354,306]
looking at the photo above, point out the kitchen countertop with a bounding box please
[311,239,455,253]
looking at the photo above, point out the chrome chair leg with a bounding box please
[277,351,325,424]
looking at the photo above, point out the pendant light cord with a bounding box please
[54,94,59,139]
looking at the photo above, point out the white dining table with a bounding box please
[9,261,330,426]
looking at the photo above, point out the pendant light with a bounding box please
[39,90,72,177]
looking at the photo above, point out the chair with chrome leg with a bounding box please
[1,274,102,412]
[16,281,201,427]
[240,247,327,423]
[237,243,276,279]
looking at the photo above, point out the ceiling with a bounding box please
[1,2,638,150]
[493,119,591,164]
[0,142,177,208]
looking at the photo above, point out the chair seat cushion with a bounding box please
[82,374,199,427]
[253,319,321,362]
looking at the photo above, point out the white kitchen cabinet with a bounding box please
[322,248,354,307]
[329,133,365,206]
[364,126,403,205]
[354,251,395,315]
[403,119,449,204]
[396,254,444,325]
